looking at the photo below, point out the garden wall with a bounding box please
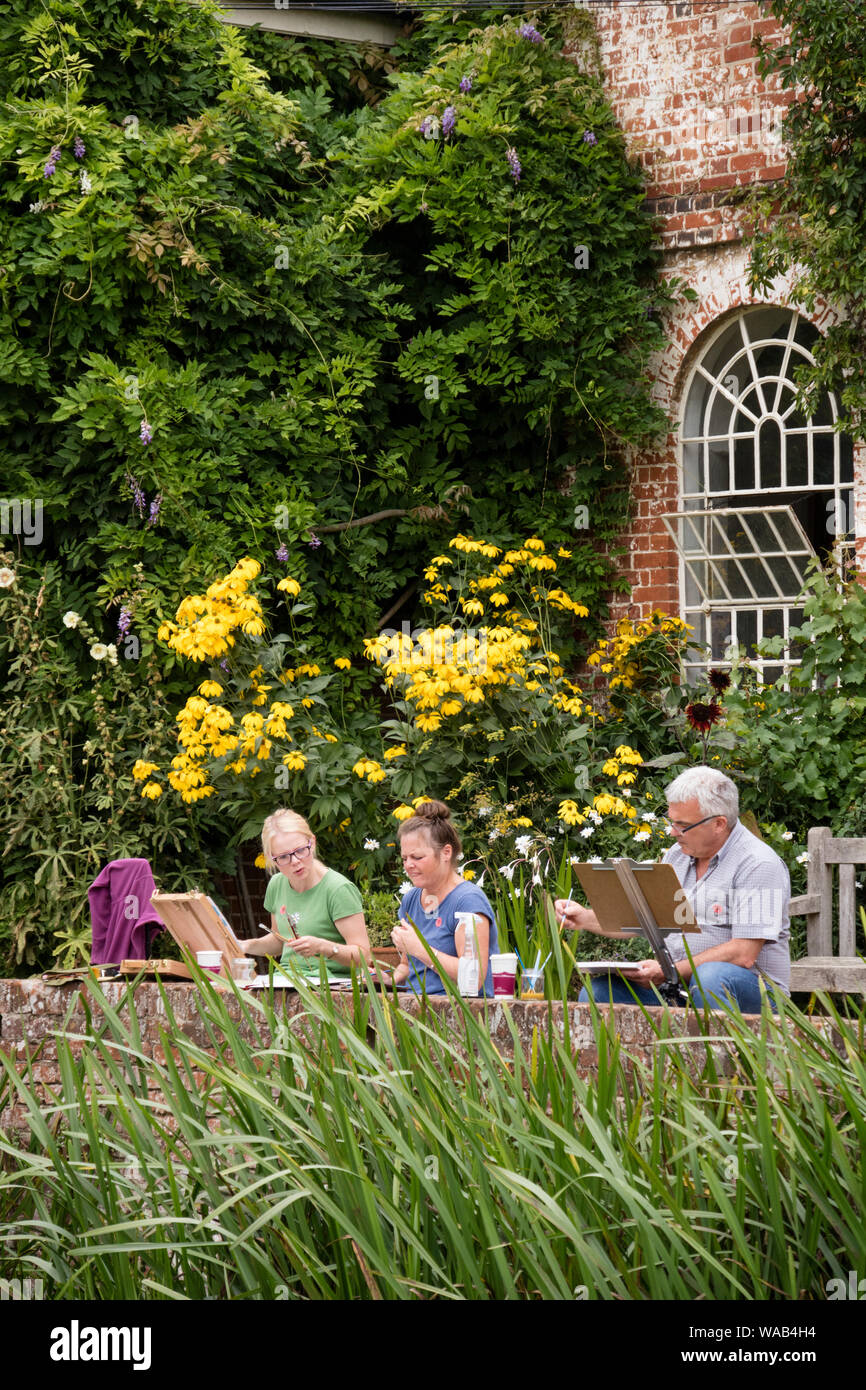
[0,977,796,1137]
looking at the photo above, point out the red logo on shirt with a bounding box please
[436,917,442,927]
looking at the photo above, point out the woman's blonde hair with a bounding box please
[261,808,316,875]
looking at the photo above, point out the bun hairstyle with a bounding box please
[398,799,462,859]
[261,807,315,874]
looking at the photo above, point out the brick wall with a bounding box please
[573,0,791,250]
[0,977,770,1136]
[562,3,865,626]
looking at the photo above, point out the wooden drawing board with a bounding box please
[571,861,698,935]
[120,959,194,980]
[150,892,243,978]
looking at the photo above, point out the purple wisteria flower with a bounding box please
[275,543,289,563]
[43,145,61,179]
[308,533,322,549]
[219,659,230,673]
[126,473,146,517]
[518,23,543,43]
[118,606,132,637]
[442,106,457,138]
[459,74,473,94]
[506,147,522,184]
[147,493,162,526]
[73,137,86,160]
[139,420,153,446]
[420,115,439,141]
[582,130,597,145]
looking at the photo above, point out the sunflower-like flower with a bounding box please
[707,669,732,694]
[685,700,722,733]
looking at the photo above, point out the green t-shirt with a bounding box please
[263,867,363,982]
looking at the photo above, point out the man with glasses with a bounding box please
[555,767,791,1012]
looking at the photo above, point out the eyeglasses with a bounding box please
[665,815,719,836]
[273,841,313,865]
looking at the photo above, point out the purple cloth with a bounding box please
[88,858,164,965]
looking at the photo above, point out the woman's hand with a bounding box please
[281,934,327,958]
[391,917,425,962]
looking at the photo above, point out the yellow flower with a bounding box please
[140,781,162,800]
[416,712,441,732]
[462,869,476,881]
[198,680,223,697]
[460,598,484,617]
[511,817,533,828]
[558,799,585,826]
[524,537,546,551]
[334,657,352,670]
[241,616,266,637]
[489,592,509,607]
[133,760,159,781]
[602,758,620,777]
[392,804,416,820]
[617,771,637,785]
[282,752,307,771]
[557,546,572,558]
[440,699,463,716]
[384,744,407,760]
[277,577,301,596]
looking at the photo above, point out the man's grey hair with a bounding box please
[664,767,739,825]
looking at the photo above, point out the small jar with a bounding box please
[231,956,255,983]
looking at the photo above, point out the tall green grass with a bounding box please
[1,972,864,1299]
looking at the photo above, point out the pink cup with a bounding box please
[491,953,518,998]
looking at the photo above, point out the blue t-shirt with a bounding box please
[398,880,499,997]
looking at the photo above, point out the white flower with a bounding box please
[580,826,595,838]
[531,872,542,887]
[398,881,412,896]
[488,828,501,842]
[505,803,515,812]
[363,838,380,851]
[587,856,603,865]
[89,642,108,660]
[643,811,657,823]
[588,810,602,825]
[632,830,651,842]
[106,642,118,666]
[781,831,794,841]
[63,610,81,628]
[0,567,16,588]
[28,201,46,213]
[477,805,492,818]
[499,863,516,881]
[796,851,810,865]
[514,834,533,856]
[80,169,92,194]
[621,789,632,797]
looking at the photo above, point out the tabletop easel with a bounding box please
[572,858,699,1004]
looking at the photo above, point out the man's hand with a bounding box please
[554,899,596,931]
[622,958,664,986]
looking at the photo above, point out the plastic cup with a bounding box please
[519,968,545,1001]
[490,952,518,998]
[196,950,222,975]
[231,956,254,983]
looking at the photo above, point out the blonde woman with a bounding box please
[244,809,371,983]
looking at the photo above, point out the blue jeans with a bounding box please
[579,961,777,1014]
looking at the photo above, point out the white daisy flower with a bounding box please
[363,838,380,851]
[580,826,595,838]
[781,831,794,841]
[63,610,81,628]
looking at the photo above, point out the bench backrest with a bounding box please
[788,826,866,957]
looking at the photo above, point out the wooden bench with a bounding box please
[788,827,866,993]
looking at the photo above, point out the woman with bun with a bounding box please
[389,800,499,995]
[244,808,371,983]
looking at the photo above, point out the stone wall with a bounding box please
[0,976,777,1137]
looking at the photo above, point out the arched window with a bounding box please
[670,308,854,683]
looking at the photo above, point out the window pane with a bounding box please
[736,610,758,652]
[751,343,787,378]
[786,432,808,486]
[758,420,782,488]
[762,610,784,641]
[813,433,836,485]
[682,440,702,494]
[734,437,755,491]
[707,441,728,492]
[762,665,784,686]
[840,434,854,481]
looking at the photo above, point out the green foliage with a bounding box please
[748,0,866,435]
[1,974,864,1298]
[723,556,866,838]
[0,554,223,972]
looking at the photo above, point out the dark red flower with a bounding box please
[707,668,731,694]
[685,700,723,733]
